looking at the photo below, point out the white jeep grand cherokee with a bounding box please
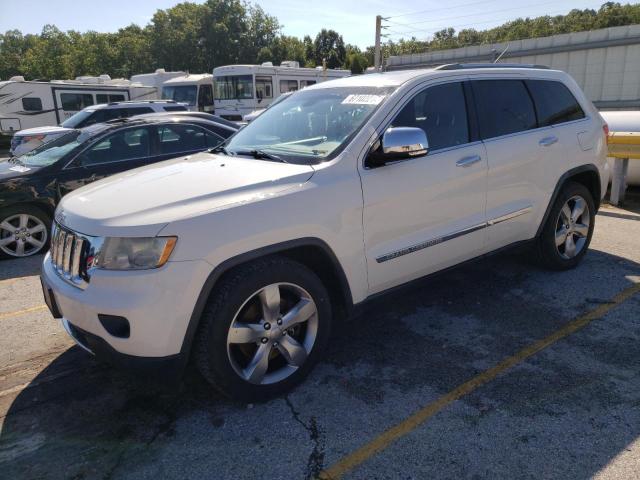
[41,64,609,400]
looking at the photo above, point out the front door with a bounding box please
[360,81,488,295]
[55,126,155,200]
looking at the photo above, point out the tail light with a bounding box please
[603,123,610,144]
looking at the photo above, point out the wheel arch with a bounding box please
[179,238,354,360]
[536,164,601,238]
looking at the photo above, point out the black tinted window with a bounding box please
[61,93,94,111]
[127,107,154,116]
[22,97,43,111]
[78,108,127,127]
[96,94,126,104]
[163,105,188,112]
[157,124,207,154]
[391,82,469,151]
[526,80,585,127]
[80,127,150,166]
[473,80,536,139]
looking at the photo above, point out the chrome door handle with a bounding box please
[539,136,558,147]
[456,155,482,167]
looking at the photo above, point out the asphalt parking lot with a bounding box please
[1,195,639,480]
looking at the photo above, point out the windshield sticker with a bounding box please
[9,165,31,172]
[341,94,385,105]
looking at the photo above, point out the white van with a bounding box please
[213,61,350,120]
[0,75,156,138]
[161,74,215,113]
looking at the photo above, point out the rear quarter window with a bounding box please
[525,80,585,126]
[472,80,537,140]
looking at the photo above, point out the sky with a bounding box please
[0,0,612,49]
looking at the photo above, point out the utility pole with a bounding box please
[374,15,382,71]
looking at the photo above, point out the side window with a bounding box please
[279,79,298,93]
[157,124,207,155]
[127,107,154,116]
[60,93,94,111]
[472,80,536,139]
[256,76,273,98]
[22,97,43,111]
[300,80,316,87]
[163,105,188,112]
[526,80,585,127]
[79,108,125,127]
[79,127,150,166]
[198,84,214,108]
[391,82,469,151]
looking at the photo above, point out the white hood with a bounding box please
[14,126,73,137]
[57,152,315,237]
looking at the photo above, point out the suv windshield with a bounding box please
[224,86,395,164]
[61,110,95,128]
[162,85,197,106]
[19,124,110,167]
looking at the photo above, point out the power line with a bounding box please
[384,0,575,29]
[384,0,504,20]
[382,7,579,39]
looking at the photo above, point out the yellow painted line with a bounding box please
[0,305,48,320]
[319,280,640,480]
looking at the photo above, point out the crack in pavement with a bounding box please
[285,395,325,480]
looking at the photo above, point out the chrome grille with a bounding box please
[50,223,91,289]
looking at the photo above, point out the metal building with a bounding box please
[386,25,640,109]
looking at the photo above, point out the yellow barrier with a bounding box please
[608,131,640,159]
[607,131,640,205]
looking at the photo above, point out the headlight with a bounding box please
[96,237,177,270]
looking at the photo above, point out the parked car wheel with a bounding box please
[537,182,595,270]
[195,256,332,401]
[0,205,51,259]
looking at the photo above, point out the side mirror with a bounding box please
[257,91,263,104]
[366,127,429,168]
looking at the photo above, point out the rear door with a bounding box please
[360,80,488,294]
[471,79,553,251]
[153,123,223,161]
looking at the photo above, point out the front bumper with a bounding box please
[41,252,212,360]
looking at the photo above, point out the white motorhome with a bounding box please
[131,68,187,91]
[0,75,156,137]
[160,74,215,113]
[213,61,351,120]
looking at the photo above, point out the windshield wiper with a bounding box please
[8,156,24,165]
[208,145,230,155]
[234,149,287,163]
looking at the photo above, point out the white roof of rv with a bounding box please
[163,74,212,85]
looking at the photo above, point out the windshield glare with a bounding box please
[162,85,197,105]
[19,124,109,167]
[224,86,395,163]
[61,110,94,128]
[215,75,253,100]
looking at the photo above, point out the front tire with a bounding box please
[0,205,51,259]
[536,182,595,270]
[195,256,332,401]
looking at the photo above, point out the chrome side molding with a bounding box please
[376,206,533,263]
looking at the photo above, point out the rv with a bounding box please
[213,61,351,120]
[131,68,187,91]
[160,74,215,113]
[0,75,156,138]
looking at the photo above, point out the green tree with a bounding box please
[313,29,346,69]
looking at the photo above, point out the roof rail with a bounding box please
[435,63,550,70]
[106,99,178,106]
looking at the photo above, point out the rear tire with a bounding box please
[194,256,332,402]
[0,205,51,259]
[536,182,595,270]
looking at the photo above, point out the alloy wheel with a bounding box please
[555,195,590,260]
[226,282,319,385]
[0,213,48,257]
